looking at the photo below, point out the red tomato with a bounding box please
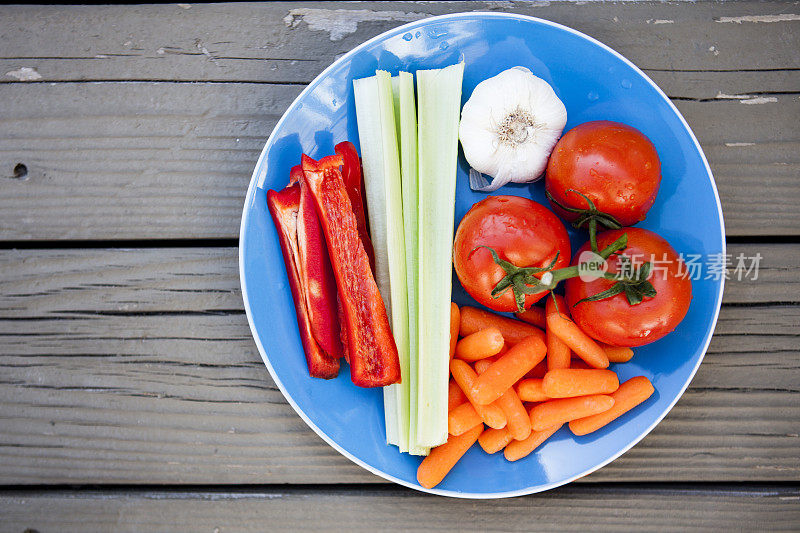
[564,228,692,347]
[454,196,571,312]
[546,121,661,227]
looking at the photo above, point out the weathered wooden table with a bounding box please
[1,2,798,530]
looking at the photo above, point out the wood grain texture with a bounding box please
[2,485,799,532]
[2,2,799,81]
[1,2,798,239]
[0,246,796,485]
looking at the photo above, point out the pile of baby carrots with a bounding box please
[417,297,655,489]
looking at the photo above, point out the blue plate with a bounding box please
[240,13,725,498]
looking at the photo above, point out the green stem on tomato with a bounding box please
[546,189,623,254]
[588,218,599,254]
[574,258,657,306]
[481,233,629,312]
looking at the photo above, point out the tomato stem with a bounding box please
[481,233,629,312]
[574,258,657,306]
[588,218,598,254]
[546,189,623,253]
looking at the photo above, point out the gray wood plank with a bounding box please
[0,1,798,240]
[0,82,288,240]
[0,246,796,485]
[0,81,797,240]
[1,485,798,532]
[1,2,798,82]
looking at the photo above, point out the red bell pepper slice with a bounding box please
[267,183,340,379]
[296,171,344,360]
[282,163,343,360]
[301,153,401,387]
[335,141,375,272]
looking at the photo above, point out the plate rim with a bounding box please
[239,11,727,498]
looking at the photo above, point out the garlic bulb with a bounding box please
[459,66,567,191]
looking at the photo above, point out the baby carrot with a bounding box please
[455,327,504,362]
[516,378,549,402]
[448,402,482,436]
[448,378,467,411]
[417,423,482,489]
[530,395,615,432]
[515,305,546,329]
[495,387,531,442]
[471,335,547,405]
[449,359,507,429]
[478,427,513,454]
[473,359,491,374]
[449,302,460,360]
[504,424,562,462]
[542,368,619,398]
[474,359,531,441]
[460,306,545,345]
[546,295,609,369]
[569,376,655,436]
[598,342,635,363]
[545,295,571,371]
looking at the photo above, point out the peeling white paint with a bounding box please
[195,41,221,67]
[741,96,778,105]
[717,13,800,23]
[715,92,749,100]
[716,92,778,105]
[284,8,428,41]
[653,19,674,24]
[725,142,755,147]
[482,1,516,8]
[5,67,42,81]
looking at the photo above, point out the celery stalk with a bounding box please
[377,71,411,453]
[415,62,465,447]
[353,72,410,451]
[395,72,429,456]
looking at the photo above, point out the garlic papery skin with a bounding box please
[459,66,567,191]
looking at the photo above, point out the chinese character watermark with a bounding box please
[582,251,763,282]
